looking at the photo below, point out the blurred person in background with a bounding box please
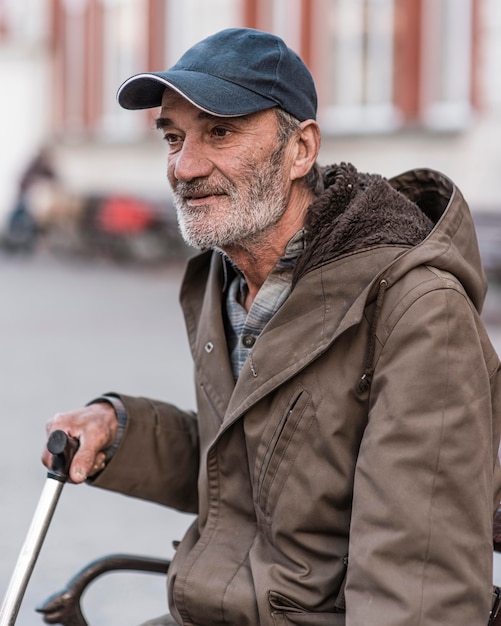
[2,147,58,252]
[43,28,501,626]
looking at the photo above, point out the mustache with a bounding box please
[174,178,235,199]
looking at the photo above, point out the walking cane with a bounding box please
[0,430,78,626]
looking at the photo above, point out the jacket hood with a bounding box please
[294,163,487,312]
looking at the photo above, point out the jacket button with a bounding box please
[205,341,214,353]
[242,335,256,348]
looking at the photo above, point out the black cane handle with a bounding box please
[47,430,79,482]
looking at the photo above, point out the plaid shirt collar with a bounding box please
[224,229,305,381]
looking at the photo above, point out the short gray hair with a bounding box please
[274,108,323,196]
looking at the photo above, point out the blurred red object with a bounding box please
[97,196,157,233]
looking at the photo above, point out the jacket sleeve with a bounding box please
[346,280,501,626]
[90,393,200,513]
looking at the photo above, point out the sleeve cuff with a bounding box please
[87,393,128,462]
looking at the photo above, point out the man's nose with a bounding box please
[172,138,212,182]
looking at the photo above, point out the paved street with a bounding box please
[1,249,501,625]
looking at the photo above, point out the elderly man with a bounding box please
[43,28,501,626]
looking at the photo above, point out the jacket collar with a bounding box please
[181,244,407,434]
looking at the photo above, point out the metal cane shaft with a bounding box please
[0,478,64,625]
[0,430,78,626]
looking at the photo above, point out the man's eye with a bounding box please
[163,134,181,145]
[212,127,230,138]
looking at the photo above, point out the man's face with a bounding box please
[157,91,295,250]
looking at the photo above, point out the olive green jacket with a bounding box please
[94,166,501,625]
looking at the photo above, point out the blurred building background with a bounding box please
[0,0,500,263]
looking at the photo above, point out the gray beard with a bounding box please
[173,148,288,250]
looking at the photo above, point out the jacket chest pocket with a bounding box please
[254,387,313,518]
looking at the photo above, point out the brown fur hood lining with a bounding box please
[293,162,434,282]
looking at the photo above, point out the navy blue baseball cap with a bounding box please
[117,28,317,121]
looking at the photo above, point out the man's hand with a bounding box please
[42,403,119,483]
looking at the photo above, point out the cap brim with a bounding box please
[116,71,278,117]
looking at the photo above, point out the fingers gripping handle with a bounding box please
[47,430,79,482]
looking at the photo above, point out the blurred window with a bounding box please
[100,0,148,138]
[309,0,477,135]
[51,0,244,138]
[52,0,153,138]
[315,0,400,134]
[420,0,475,130]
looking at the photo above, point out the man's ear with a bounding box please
[290,120,321,181]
